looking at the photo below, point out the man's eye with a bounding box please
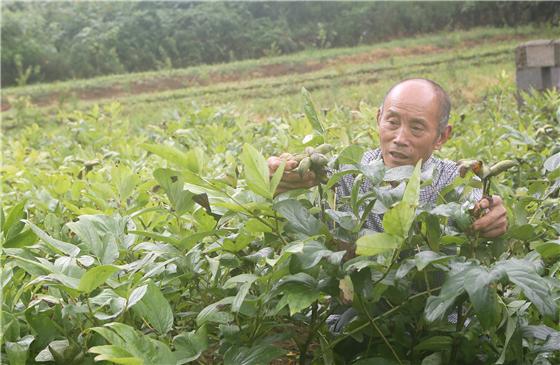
[387,120,398,125]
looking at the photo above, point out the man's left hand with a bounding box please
[472,195,508,238]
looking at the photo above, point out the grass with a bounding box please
[1,25,552,100]
[2,24,556,134]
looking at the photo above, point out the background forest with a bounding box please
[2,1,558,86]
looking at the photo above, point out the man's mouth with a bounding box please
[389,151,408,160]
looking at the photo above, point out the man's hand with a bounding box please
[472,195,508,238]
[268,153,319,194]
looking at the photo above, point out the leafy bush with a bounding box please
[1,86,559,364]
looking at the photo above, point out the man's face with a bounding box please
[377,80,451,168]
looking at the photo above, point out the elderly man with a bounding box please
[268,78,508,237]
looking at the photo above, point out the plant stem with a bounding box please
[357,294,403,365]
[450,299,465,363]
[328,287,441,349]
[299,300,319,365]
[318,184,326,221]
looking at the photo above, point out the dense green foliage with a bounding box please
[1,76,559,364]
[2,1,558,86]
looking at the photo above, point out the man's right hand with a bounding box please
[268,153,319,194]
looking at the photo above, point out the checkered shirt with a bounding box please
[336,148,480,232]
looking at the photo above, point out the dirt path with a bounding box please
[1,34,528,111]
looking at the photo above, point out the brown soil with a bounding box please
[0,34,528,111]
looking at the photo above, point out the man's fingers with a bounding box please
[280,170,316,183]
[472,195,507,237]
[480,226,507,238]
[268,156,299,174]
[285,160,299,170]
[472,208,506,230]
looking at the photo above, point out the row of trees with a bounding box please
[2,1,558,87]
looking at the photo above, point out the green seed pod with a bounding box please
[297,157,312,177]
[304,147,315,155]
[315,143,333,154]
[484,160,517,179]
[310,152,329,166]
[293,154,308,162]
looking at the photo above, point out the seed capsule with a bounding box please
[484,160,517,179]
[304,147,315,155]
[315,143,333,154]
[310,152,329,167]
[457,159,483,178]
[293,154,308,162]
[296,157,312,177]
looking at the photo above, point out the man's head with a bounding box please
[376,78,452,168]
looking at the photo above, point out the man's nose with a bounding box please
[393,126,409,146]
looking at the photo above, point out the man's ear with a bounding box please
[434,125,452,150]
[376,107,382,126]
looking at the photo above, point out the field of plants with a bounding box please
[2,27,560,365]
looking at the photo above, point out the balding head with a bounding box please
[381,78,451,135]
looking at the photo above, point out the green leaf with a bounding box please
[34,340,70,363]
[289,240,343,270]
[154,168,196,214]
[244,218,273,233]
[5,335,34,365]
[382,161,421,238]
[325,168,359,190]
[402,160,422,205]
[274,199,327,237]
[196,297,235,326]
[301,87,324,134]
[508,224,537,241]
[336,145,365,165]
[131,282,174,334]
[496,258,558,320]
[430,202,462,217]
[240,144,271,199]
[383,202,415,238]
[414,336,453,352]
[270,159,285,197]
[276,273,320,316]
[3,229,38,248]
[224,344,287,365]
[421,352,443,365]
[425,264,468,322]
[463,266,500,329]
[352,358,399,365]
[534,240,560,258]
[356,232,401,256]
[77,265,119,293]
[142,142,199,172]
[91,323,175,364]
[414,251,452,271]
[360,160,386,185]
[185,147,205,174]
[224,274,258,312]
[88,345,142,365]
[423,214,441,251]
[67,215,134,264]
[496,316,518,364]
[544,151,560,171]
[3,201,26,239]
[326,209,360,231]
[25,220,80,257]
[174,326,208,364]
